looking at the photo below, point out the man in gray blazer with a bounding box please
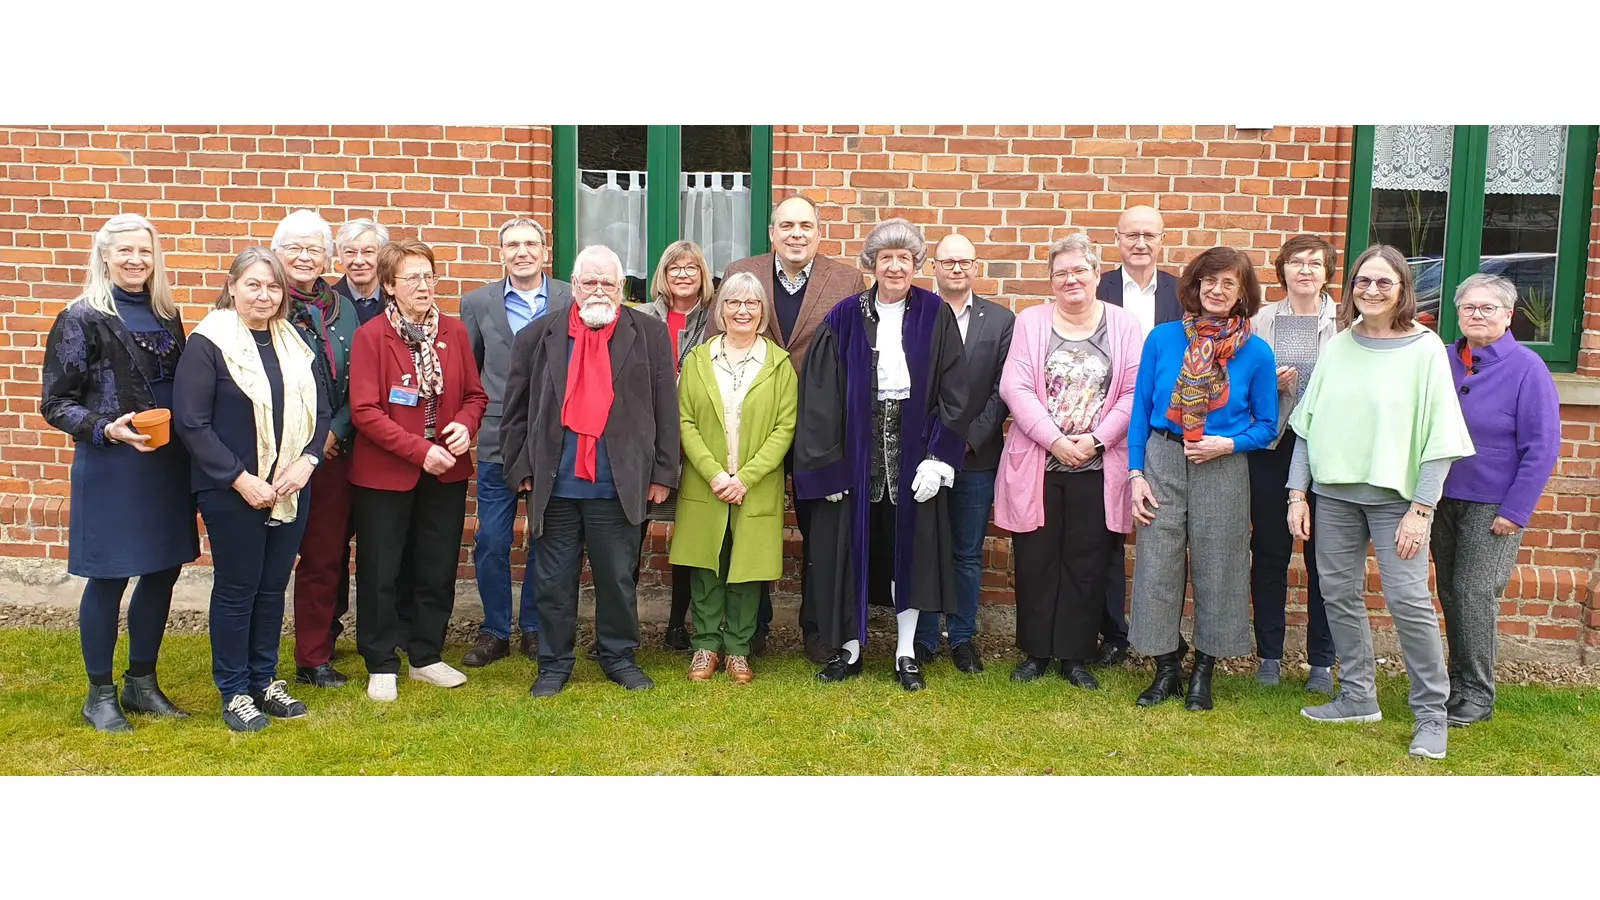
[707,194,868,662]
[913,234,1013,673]
[459,217,574,667]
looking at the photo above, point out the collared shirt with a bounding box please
[946,292,975,342]
[775,257,814,295]
[1122,268,1158,336]
[346,281,383,324]
[709,335,768,475]
[505,276,549,334]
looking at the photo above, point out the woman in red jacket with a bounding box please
[349,238,487,702]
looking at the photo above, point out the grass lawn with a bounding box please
[2,627,1595,775]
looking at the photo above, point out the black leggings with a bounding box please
[79,567,182,684]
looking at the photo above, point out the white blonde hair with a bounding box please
[571,244,625,284]
[272,209,335,257]
[336,218,389,250]
[73,213,178,320]
[715,271,772,334]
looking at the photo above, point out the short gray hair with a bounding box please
[336,218,389,250]
[1047,233,1102,273]
[859,217,926,269]
[271,209,335,257]
[715,271,773,334]
[1453,273,1517,310]
[571,244,624,283]
[498,217,548,246]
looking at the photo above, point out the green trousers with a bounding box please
[690,525,759,656]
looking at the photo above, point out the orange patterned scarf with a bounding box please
[1165,312,1250,440]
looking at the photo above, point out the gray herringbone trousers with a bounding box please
[1431,498,1523,707]
[1129,434,1252,658]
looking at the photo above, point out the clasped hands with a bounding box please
[710,471,748,505]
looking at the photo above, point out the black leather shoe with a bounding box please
[120,672,189,718]
[896,656,926,692]
[1447,698,1494,728]
[1060,660,1100,690]
[1092,640,1129,668]
[585,645,601,661]
[463,631,511,668]
[296,663,349,688]
[1137,650,1186,707]
[1011,656,1052,683]
[749,631,769,658]
[519,631,538,659]
[816,651,863,682]
[83,683,133,733]
[529,670,569,698]
[803,632,832,665]
[605,663,655,692]
[664,625,692,652]
[913,643,937,665]
[1185,651,1216,711]
[950,642,984,674]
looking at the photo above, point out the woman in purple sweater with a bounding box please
[1431,273,1560,728]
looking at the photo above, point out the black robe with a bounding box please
[793,286,972,649]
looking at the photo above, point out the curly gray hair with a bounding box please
[859,217,927,269]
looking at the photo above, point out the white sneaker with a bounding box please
[409,661,468,688]
[367,673,398,702]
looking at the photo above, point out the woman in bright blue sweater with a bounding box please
[1126,246,1278,711]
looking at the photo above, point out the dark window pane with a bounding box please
[681,125,753,278]
[1370,126,1456,333]
[1480,125,1566,343]
[576,125,649,300]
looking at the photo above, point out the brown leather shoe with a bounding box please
[725,655,753,685]
[687,649,719,681]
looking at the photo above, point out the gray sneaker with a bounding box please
[1255,658,1282,685]
[1300,692,1382,724]
[1305,666,1335,696]
[1409,718,1448,759]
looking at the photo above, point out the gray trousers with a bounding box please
[1130,434,1252,658]
[1314,495,1448,721]
[1431,499,1522,707]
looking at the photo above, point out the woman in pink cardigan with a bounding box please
[994,234,1143,689]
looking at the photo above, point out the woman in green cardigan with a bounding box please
[670,272,798,684]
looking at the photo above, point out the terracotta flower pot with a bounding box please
[131,408,172,449]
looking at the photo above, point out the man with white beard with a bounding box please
[500,245,680,697]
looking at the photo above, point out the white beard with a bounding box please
[579,299,618,328]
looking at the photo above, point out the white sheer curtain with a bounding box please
[680,172,750,278]
[576,170,649,278]
[1373,125,1454,192]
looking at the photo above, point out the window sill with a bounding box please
[1554,373,1600,406]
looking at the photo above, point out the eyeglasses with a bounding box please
[1352,276,1398,293]
[1458,304,1510,319]
[1118,231,1164,244]
[279,244,326,259]
[341,247,378,260]
[1288,259,1326,271]
[502,240,544,253]
[723,298,762,310]
[1200,276,1241,293]
[398,273,440,288]
[1051,267,1094,283]
[578,276,620,294]
[668,266,700,278]
[935,258,976,272]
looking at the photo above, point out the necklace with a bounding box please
[251,329,271,347]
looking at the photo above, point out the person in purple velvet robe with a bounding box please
[793,218,972,691]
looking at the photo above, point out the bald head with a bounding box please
[932,233,978,301]
[1115,204,1165,275]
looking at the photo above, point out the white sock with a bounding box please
[896,608,919,662]
[842,640,861,664]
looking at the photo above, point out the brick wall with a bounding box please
[1,123,1597,659]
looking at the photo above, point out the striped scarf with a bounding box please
[1165,312,1250,440]
[385,303,444,398]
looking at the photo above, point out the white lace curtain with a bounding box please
[1373,125,1454,192]
[575,169,752,281]
[1486,125,1566,195]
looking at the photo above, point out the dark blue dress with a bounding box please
[63,288,199,578]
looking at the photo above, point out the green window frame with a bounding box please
[551,125,773,282]
[1346,124,1597,372]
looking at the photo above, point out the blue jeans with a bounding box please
[473,461,539,640]
[915,467,995,650]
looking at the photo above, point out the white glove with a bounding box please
[911,459,954,503]
[825,491,847,503]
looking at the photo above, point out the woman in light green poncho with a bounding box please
[1285,244,1473,762]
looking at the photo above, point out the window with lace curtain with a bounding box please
[1348,125,1597,370]
[552,126,773,305]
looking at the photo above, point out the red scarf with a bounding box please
[561,302,618,481]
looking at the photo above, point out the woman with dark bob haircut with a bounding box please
[1126,246,1278,711]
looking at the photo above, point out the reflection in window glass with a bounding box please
[1481,125,1566,343]
[577,125,649,302]
[1370,125,1453,331]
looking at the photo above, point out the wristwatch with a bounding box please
[1092,438,1105,455]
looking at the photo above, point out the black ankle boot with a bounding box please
[1136,650,1186,707]
[121,672,189,718]
[1185,651,1217,711]
[82,683,133,733]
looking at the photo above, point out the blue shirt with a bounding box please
[505,277,549,334]
[551,335,617,499]
[1127,320,1278,472]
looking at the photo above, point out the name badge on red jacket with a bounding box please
[389,384,419,407]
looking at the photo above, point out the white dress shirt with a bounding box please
[946,292,974,342]
[1122,268,1158,336]
[874,298,911,400]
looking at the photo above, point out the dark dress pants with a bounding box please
[536,496,642,678]
[353,475,466,675]
[1014,470,1115,662]
[1248,433,1335,666]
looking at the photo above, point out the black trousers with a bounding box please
[537,495,642,677]
[867,496,898,608]
[353,476,466,675]
[1247,433,1335,666]
[644,519,694,630]
[754,463,819,639]
[1015,470,1115,662]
